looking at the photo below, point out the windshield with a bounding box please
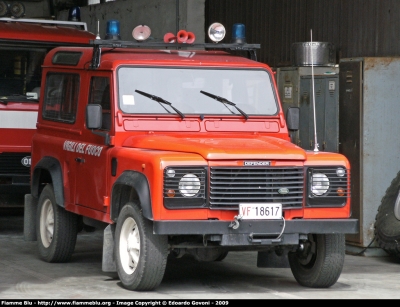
[0,46,46,101]
[118,67,278,116]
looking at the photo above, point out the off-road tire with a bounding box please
[115,202,168,291]
[288,233,345,288]
[36,184,78,262]
[374,171,400,259]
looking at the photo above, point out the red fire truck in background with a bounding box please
[0,17,95,198]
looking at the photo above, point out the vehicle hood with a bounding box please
[122,134,306,160]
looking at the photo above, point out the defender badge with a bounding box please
[244,161,271,166]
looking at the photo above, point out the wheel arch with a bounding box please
[110,170,152,222]
[32,157,64,207]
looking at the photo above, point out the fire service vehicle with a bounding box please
[0,15,95,196]
[24,21,358,291]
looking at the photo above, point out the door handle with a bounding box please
[75,157,85,163]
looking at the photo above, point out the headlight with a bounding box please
[311,173,329,196]
[179,173,201,197]
[307,167,350,208]
[163,167,207,209]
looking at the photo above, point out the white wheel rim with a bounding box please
[119,216,140,275]
[40,199,54,248]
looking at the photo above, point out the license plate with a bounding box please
[239,203,282,220]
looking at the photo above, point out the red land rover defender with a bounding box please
[0,17,94,196]
[24,22,358,291]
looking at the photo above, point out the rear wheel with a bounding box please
[288,233,345,288]
[374,171,400,259]
[36,184,78,262]
[115,202,168,291]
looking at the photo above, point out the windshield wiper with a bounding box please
[135,90,185,119]
[200,90,249,120]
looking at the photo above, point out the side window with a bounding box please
[42,73,80,123]
[89,76,111,130]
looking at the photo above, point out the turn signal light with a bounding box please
[167,189,176,197]
[337,187,345,197]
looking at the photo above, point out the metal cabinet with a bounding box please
[339,57,400,248]
[276,66,339,152]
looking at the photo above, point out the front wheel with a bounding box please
[115,202,168,291]
[36,184,78,262]
[288,233,345,288]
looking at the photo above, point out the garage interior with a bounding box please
[7,0,400,253]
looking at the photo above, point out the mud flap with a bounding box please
[102,224,117,272]
[257,250,290,268]
[24,194,37,241]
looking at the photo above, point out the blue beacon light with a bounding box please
[232,23,246,44]
[105,20,121,40]
[68,6,81,22]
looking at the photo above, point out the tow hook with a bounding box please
[229,215,242,230]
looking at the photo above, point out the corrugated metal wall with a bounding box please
[205,0,400,67]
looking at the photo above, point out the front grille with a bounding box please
[0,153,30,175]
[209,167,304,209]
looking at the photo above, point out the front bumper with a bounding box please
[153,218,359,246]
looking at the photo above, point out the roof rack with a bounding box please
[0,17,88,31]
[89,39,261,69]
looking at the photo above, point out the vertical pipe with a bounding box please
[310,29,319,152]
[176,0,179,34]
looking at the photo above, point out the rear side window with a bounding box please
[42,73,80,123]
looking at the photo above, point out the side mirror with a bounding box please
[286,107,299,131]
[86,104,102,129]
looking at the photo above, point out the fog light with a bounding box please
[132,25,151,41]
[208,22,226,43]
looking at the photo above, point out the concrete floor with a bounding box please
[1,202,400,300]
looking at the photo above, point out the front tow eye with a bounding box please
[229,215,242,230]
